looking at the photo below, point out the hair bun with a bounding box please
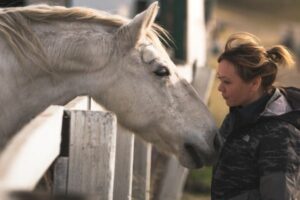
[266,49,280,63]
[266,45,295,68]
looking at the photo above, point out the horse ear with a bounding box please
[115,1,159,49]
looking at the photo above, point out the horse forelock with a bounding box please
[0,4,170,72]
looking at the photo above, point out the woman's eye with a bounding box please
[153,66,170,77]
[218,77,231,85]
[223,80,231,85]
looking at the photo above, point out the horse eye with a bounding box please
[153,66,170,77]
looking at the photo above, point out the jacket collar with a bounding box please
[229,90,273,131]
[225,87,300,136]
[260,88,292,117]
[279,87,300,109]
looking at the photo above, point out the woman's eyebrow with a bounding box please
[216,74,227,79]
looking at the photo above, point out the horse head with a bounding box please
[92,2,218,168]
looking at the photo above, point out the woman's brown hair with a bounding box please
[218,32,295,90]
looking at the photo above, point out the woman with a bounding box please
[212,32,300,200]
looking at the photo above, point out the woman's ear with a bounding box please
[251,76,262,91]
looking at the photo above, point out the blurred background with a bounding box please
[1,0,299,200]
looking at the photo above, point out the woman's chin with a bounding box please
[225,100,231,107]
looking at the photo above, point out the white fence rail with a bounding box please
[0,106,64,191]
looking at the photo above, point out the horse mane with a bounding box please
[0,4,170,71]
[8,4,129,27]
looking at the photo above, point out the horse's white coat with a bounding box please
[0,2,217,168]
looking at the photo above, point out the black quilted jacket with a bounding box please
[211,87,300,200]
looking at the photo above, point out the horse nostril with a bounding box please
[184,143,204,168]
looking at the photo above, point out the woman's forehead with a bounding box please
[218,60,237,77]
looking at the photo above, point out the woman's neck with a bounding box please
[240,88,267,107]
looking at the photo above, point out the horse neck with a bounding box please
[0,21,118,147]
[35,21,117,72]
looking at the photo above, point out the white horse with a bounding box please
[0,2,218,169]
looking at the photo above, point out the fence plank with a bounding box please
[0,106,64,191]
[52,96,90,195]
[52,157,69,195]
[67,110,117,200]
[64,96,89,110]
[156,156,188,200]
[91,99,135,200]
[113,125,134,200]
[132,137,151,200]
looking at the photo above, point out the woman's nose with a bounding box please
[218,83,223,92]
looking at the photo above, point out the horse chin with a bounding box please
[178,152,204,169]
[178,142,216,169]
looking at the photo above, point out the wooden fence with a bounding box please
[0,97,151,200]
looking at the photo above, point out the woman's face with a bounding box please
[217,59,262,107]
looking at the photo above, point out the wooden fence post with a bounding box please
[91,99,135,200]
[91,99,151,200]
[66,110,117,200]
[48,97,151,200]
[155,156,188,200]
[113,125,134,200]
[132,137,151,200]
[53,96,90,195]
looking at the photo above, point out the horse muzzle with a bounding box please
[178,140,217,169]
